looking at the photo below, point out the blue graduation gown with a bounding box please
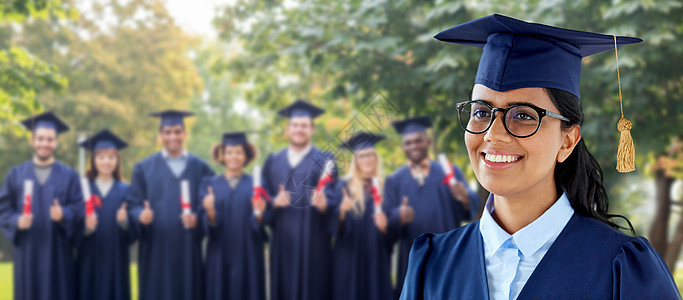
[384,161,480,298]
[199,174,268,300]
[400,213,681,299]
[328,179,394,300]
[261,147,337,300]
[126,152,214,300]
[75,180,138,300]
[0,160,85,300]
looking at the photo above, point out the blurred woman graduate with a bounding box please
[200,131,269,300]
[75,129,138,300]
[328,132,394,300]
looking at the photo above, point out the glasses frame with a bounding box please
[456,100,571,138]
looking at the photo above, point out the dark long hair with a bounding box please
[546,88,634,233]
[85,149,122,181]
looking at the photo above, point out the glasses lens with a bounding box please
[459,102,492,133]
[505,106,541,137]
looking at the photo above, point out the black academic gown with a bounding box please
[384,161,480,298]
[400,213,680,299]
[126,152,214,300]
[328,179,394,300]
[199,174,268,300]
[75,180,138,300]
[261,146,337,300]
[0,160,85,300]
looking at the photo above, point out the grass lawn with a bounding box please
[0,262,139,300]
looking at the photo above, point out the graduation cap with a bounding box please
[435,14,640,172]
[340,132,386,152]
[79,129,128,152]
[277,99,325,119]
[434,14,642,99]
[149,110,195,128]
[20,111,70,134]
[222,131,249,146]
[392,116,433,135]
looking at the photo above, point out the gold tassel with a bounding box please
[613,35,635,173]
[616,118,635,172]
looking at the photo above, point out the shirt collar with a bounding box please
[408,157,431,169]
[479,191,574,258]
[161,148,188,159]
[288,144,312,157]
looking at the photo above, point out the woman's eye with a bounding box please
[513,112,536,121]
[473,110,490,118]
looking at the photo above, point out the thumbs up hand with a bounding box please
[50,199,64,222]
[399,196,414,225]
[117,203,128,223]
[139,201,154,225]
[339,188,354,219]
[203,186,216,213]
[373,211,388,234]
[312,187,328,213]
[274,184,289,208]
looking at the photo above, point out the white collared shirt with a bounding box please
[479,192,574,300]
[287,144,312,168]
[161,148,188,177]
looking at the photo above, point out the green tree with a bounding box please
[214,0,683,267]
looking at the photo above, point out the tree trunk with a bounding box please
[649,168,674,258]
[665,205,683,271]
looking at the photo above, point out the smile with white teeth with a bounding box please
[484,153,520,163]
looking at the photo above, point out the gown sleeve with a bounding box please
[384,175,402,242]
[327,180,352,237]
[261,154,276,227]
[612,236,681,299]
[0,167,22,245]
[399,232,435,300]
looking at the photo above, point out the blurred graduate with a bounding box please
[328,132,393,300]
[261,99,337,300]
[384,115,481,298]
[0,112,85,300]
[75,129,137,300]
[125,110,215,300]
[200,131,268,300]
[400,14,679,299]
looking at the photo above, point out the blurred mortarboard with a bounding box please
[222,131,250,146]
[79,129,128,152]
[20,111,69,134]
[277,99,325,119]
[149,110,195,128]
[434,14,642,98]
[392,116,433,135]
[340,132,386,152]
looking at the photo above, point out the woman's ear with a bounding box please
[557,125,581,163]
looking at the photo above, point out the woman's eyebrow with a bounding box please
[507,101,536,107]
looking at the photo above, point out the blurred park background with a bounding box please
[0,0,682,298]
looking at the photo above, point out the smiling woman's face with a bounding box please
[465,84,578,198]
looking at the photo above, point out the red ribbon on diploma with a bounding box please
[23,195,31,215]
[442,172,455,185]
[316,175,333,192]
[371,186,381,206]
[252,186,272,203]
[180,196,191,210]
[85,195,102,216]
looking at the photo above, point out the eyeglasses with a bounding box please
[456,100,570,138]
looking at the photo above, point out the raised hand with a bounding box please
[312,187,328,213]
[50,199,64,222]
[203,186,216,213]
[339,188,354,219]
[274,184,289,208]
[399,196,414,225]
[449,182,470,208]
[139,201,154,225]
[116,203,128,223]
